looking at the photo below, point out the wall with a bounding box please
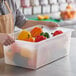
[16,0,76,16]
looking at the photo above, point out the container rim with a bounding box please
[14,31,72,45]
[8,25,74,44]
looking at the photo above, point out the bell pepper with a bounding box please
[53,30,63,36]
[31,27,43,37]
[35,36,47,42]
[38,15,44,20]
[17,30,32,40]
[40,32,50,38]
[24,37,35,42]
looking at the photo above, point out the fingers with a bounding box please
[4,41,10,46]
[4,39,15,46]
[8,36,15,43]
[4,36,15,46]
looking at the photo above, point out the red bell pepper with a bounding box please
[35,36,47,42]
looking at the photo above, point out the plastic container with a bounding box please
[30,0,39,6]
[33,6,41,14]
[49,0,57,4]
[40,0,48,5]
[24,7,32,15]
[4,25,73,69]
[20,0,30,8]
[42,5,50,14]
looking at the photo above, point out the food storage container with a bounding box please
[48,0,57,4]
[40,0,48,5]
[24,7,32,15]
[42,5,50,14]
[4,25,73,69]
[20,0,30,8]
[58,0,66,4]
[30,0,39,6]
[51,4,59,13]
[33,6,41,14]
[59,3,68,11]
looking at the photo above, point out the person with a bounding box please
[0,0,59,46]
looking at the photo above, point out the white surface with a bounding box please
[24,0,30,7]
[49,0,57,4]
[51,4,59,12]
[42,5,50,14]
[30,0,40,6]
[66,0,74,3]
[58,0,66,4]
[70,3,76,10]
[24,7,32,15]
[14,27,22,32]
[40,0,48,5]
[59,3,68,11]
[33,6,41,14]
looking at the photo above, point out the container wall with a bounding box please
[36,32,72,68]
[4,31,72,69]
[4,41,37,69]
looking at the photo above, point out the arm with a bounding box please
[14,1,59,29]
[22,20,59,29]
[14,0,27,28]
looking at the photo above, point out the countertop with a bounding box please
[0,38,76,76]
[26,13,76,26]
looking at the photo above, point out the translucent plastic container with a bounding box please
[4,25,73,69]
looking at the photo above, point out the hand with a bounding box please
[0,33,15,46]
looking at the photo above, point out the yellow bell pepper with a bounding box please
[17,30,32,40]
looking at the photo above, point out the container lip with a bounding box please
[36,31,72,44]
[15,31,72,45]
[10,25,74,44]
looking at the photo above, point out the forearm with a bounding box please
[22,20,55,29]
[22,20,39,28]
[22,20,59,29]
